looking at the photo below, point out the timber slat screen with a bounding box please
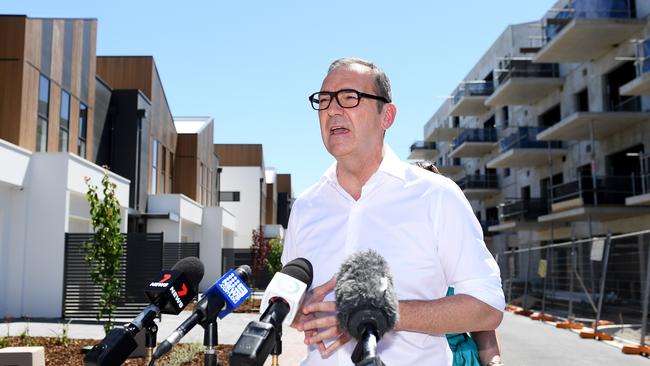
[62,232,197,319]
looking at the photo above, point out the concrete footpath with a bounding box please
[0,312,308,365]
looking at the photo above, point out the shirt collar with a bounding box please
[322,143,407,184]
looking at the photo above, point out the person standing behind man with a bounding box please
[282,57,505,365]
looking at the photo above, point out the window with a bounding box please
[37,75,50,152]
[219,191,240,202]
[59,90,70,152]
[161,146,166,193]
[504,168,511,177]
[77,103,87,157]
[575,88,589,112]
[151,140,158,193]
[169,152,174,193]
[502,106,509,127]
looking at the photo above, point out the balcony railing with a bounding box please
[453,128,498,147]
[609,95,642,112]
[551,175,643,205]
[453,82,495,105]
[480,219,500,235]
[410,141,436,152]
[499,198,550,222]
[497,59,559,85]
[456,174,499,190]
[499,127,563,152]
[545,0,636,41]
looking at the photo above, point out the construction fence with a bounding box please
[498,229,650,346]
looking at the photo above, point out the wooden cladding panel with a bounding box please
[46,82,61,152]
[0,16,26,60]
[96,57,153,99]
[277,174,292,195]
[0,61,24,145]
[68,95,80,155]
[18,65,39,150]
[50,20,64,86]
[23,18,41,69]
[173,156,198,201]
[214,144,264,167]
[176,134,197,157]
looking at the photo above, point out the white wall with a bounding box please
[0,145,130,318]
[219,166,263,250]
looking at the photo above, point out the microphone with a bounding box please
[229,257,313,366]
[84,256,204,366]
[335,250,398,366]
[150,265,252,362]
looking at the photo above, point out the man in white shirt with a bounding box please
[282,57,505,365]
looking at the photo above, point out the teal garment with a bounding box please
[445,287,482,366]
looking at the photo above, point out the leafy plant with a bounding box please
[250,226,270,284]
[51,321,71,346]
[265,238,283,276]
[84,170,125,334]
[0,337,9,348]
[19,325,29,339]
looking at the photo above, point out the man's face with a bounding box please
[318,65,386,160]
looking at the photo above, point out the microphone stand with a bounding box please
[145,323,159,363]
[271,324,282,366]
[202,321,221,366]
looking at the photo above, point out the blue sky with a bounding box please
[3,1,556,195]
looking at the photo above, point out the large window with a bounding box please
[151,140,158,193]
[219,191,240,202]
[169,152,174,193]
[59,90,70,152]
[161,146,167,193]
[78,103,87,157]
[37,75,50,152]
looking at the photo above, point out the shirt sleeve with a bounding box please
[434,178,505,311]
[281,198,299,266]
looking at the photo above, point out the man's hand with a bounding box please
[295,275,351,357]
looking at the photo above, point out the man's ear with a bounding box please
[381,103,397,131]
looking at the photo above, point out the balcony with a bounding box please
[626,154,650,205]
[536,97,650,141]
[449,81,494,116]
[487,127,565,168]
[534,0,643,63]
[408,140,438,160]
[489,198,550,232]
[485,59,562,107]
[455,174,500,199]
[620,39,650,96]
[435,161,464,176]
[538,175,650,222]
[449,128,498,158]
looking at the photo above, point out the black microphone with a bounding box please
[335,250,398,366]
[84,256,204,366]
[149,265,252,362]
[229,257,313,366]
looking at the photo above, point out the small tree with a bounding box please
[265,238,283,276]
[250,226,270,285]
[84,170,124,334]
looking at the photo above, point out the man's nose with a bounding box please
[327,97,344,116]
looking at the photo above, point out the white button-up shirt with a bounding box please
[282,145,505,366]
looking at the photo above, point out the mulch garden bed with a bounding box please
[0,336,233,366]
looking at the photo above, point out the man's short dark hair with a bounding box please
[328,57,392,113]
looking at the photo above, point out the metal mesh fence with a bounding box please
[499,230,650,345]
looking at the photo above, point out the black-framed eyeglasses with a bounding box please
[308,89,391,110]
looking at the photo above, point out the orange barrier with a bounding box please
[579,330,613,341]
[514,309,533,316]
[622,344,650,357]
[530,312,555,322]
[555,321,583,329]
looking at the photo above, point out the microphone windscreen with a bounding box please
[171,256,205,290]
[235,264,252,284]
[335,249,398,338]
[281,258,313,287]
